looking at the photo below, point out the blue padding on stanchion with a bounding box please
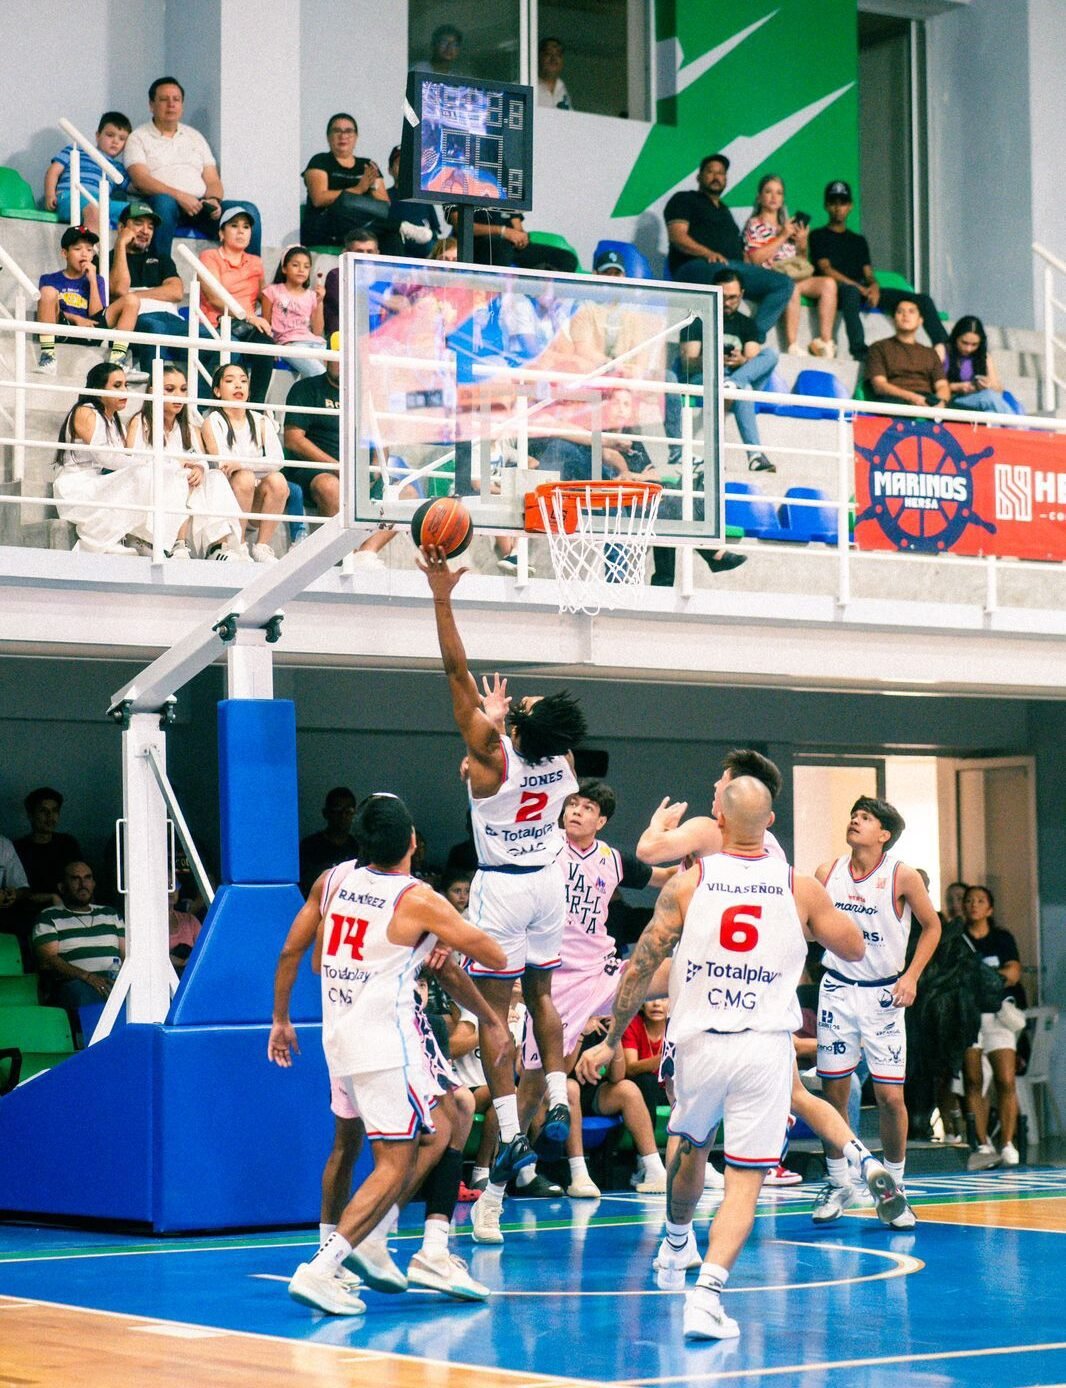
[218,699,299,885]
[169,883,320,1026]
[0,1023,368,1231]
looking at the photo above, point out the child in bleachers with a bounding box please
[35,228,141,377]
[261,247,326,379]
[43,112,132,231]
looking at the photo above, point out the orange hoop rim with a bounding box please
[524,478,662,534]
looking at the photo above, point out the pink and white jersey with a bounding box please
[318,861,434,1076]
[764,829,786,862]
[668,851,806,1044]
[821,853,911,981]
[470,734,577,868]
[561,837,650,974]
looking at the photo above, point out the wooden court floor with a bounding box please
[3,1168,1066,1388]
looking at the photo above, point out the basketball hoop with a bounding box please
[524,479,662,615]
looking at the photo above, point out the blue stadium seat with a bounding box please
[592,239,655,279]
[773,368,851,420]
[581,1115,622,1150]
[724,481,791,541]
[782,487,839,544]
[1002,389,1025,415]
[755,367,789,414]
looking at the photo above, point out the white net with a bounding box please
[533,481,662,616]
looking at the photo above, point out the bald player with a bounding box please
[578,777,864,1341]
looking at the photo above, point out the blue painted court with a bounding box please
[3,1168,1065,1386]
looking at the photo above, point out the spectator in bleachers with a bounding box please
[446,205,577,274]
[35,227,141,378]
[622,998,671,1137]
[197,207,273,404]
[200,363,287,563]
[109,202,188,376]
[124,76,262,258]
[13,788,80,910]
[417,24,464,77]
[125,363,243,559]
[262,247,326,379]
[944,316,1013,414]
[743,175,837,357]
[0,830,29,938]
[282,340,342,519]
[44,111,131,231]
[323,227,380,342]
[381,144,443,257]
[809,179,948,362]
[298,786,358,897]
[537,37,573,109]
[32,860,124,1012]
[430,236,458,262]
[169,889,202,974]
[440,867,472,917]
[301,113,389,249]
[943,879,968,931]
[962,884,1024,1169]
[864,298,950,408]
[664,154,791,335]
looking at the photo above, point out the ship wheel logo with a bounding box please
[856,419,997,552]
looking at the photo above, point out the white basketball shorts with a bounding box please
[816,971,907,1085]
[467,859,566,976]
[330,1066,436,1142]
[668,1029,793,1169]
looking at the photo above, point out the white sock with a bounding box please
[826,1156,850,1187]
[472,1165,490,1184]
[697,1261,729,1294]
[422,1218,449,1255]
[665,1218,692,1250]
[368,1203,398,1244]
[568,1156,590,1180]
[545,1070,568,1109]
[318,1221,336,1247]
[310,1230,351,1275]
[493,1094,521,1142]
[516,1162,538,1189]
[484,1179,507,1204]
[641,1150,666,1179]
[885,1158,906,1185]
[843,1137,872,1168]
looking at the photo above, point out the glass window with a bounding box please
[536,0,652,121]
[409,0,522,84]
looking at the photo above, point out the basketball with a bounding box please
[411,497,473,557]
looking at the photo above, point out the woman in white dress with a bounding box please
[199,363,289,563]
[125,364,244,559]
[53,363,145,554]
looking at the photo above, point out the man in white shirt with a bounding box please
[125,76,262,258]
[537,37,573,109]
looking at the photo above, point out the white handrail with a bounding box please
[1033,243,1066,277]
[1033,242,1066,413]
[0,243,41,302]
[58,118,125,186]
[175,244,247,323]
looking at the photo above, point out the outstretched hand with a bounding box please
[417,544,469,597]
[650,796,688,832]
[480,672,511,730]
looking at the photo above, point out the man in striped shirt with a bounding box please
[33,862,124,1014]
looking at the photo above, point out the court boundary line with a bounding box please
[0,1293,603,1387]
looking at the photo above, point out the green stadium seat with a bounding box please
[0,1004,75,1080]
[0,934,23,975]
[0,166,60,222]
[307,246,339,258]
[874,269,916,292]
[0,976,37,1005]
[526,230,583,272]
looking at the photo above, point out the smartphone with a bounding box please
[793,211,810,228]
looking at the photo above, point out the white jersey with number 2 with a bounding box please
[668,851,806,1045]
[470,733,577,868]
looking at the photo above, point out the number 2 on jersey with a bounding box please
[326,913,369,961]
[515,790,549,822]
[719,904,761,953]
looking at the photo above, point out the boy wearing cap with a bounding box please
[197,208,273,403]
[809,180,947,361]
[35,228,141,377]
[110,202,188,373]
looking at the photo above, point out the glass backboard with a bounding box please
[340,254,723,541]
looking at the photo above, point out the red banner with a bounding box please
[853,415,1066,561]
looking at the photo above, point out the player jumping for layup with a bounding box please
[579,776,864,1341]
[420,545,587,1244]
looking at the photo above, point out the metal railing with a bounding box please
[59,118,126,301]
[0,242,39,485]
[1034,243,1066,413]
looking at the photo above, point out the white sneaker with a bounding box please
[167,542,192,561]
[809,338,831,357]
[683,1284,739,1341]
[399,220,434,246]
[653,1231,701,1290]
[567,1174,601,1199]
[250,542,277,563]
[343,1236,407,1293]
[704,1163,725,1190]
[471,1194,504,1245]
[635,1170,667,1194]
[787,341,807,357]
[1000,1141,1020,1167]
[35,354,57,376]
[860,1158,908,1225]
[889,1192,917,1230]
[967,1143,1001,1172]
[407,1248,489,1301]
[333,1269,364,1295]
[212,542,250,561]
[811,1181,858,1224]
[288,1262,366,1315]
[349,548,387,570]
[763,1164,803,1186]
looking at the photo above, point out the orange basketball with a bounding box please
[411,496,473,557]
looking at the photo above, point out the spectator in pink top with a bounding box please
[262,247,327,378]
[743,174,837,358]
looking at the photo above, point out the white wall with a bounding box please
[1027,0,1066,328]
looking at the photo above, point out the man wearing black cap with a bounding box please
[809,180,948,361]
[664,154,792,335]
[109,201,188,373]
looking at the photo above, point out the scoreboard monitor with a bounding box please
[399,72,533,210]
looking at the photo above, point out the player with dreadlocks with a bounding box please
[420,544,588,1245]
